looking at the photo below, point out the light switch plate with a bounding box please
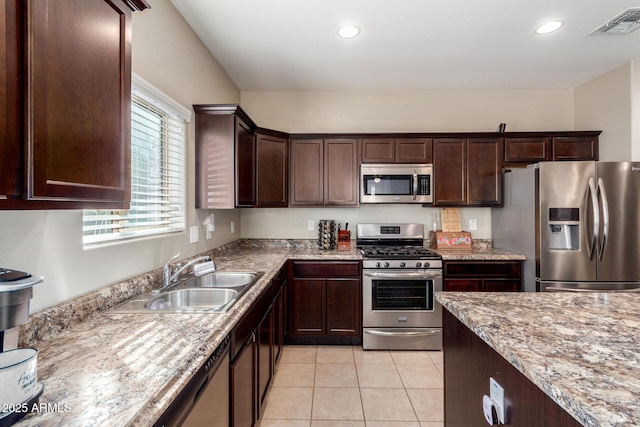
[469,219,478,230]
[189,226,199,243]
[308,220,314,231]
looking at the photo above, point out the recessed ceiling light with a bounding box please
[535,21,564,35]
[337,25,361,39]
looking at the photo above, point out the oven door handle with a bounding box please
[365,329,441,337]
[363,271,441,280]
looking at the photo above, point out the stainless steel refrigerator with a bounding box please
[492,161,640,292]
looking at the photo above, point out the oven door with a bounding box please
[363,269,442,328]
[362,269,442,350]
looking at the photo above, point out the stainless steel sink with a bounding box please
[145,288,238,312]
[188,272,259,288]
[106,270,264,314]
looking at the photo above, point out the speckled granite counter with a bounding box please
[15,242,360,426]
[432,246,526,261]
[436,292,640,427]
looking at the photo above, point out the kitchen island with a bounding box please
[436,291,640,426]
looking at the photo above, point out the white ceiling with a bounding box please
[169,0,640,91]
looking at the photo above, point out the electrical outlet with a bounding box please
[469,219,478,230]
[189,226,199,243]
[231,221,235,234]
[490,377,505,424]
[308,220,314,231]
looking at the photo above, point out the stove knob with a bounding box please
[399,262,406,268]
[415,262,422,268]
[424,262,430,268]
[376,262,382,268]
[384,262,390,268]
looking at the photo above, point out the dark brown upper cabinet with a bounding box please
[1,0,147,209]
[360,137,433,163]
[194,104,257,209]
[255,129,288,207]
[289,138,358,207]
[504,132,600,164]
[433,138,466,206]
[552,136,599,161]
[467,138,503,206]
[433,137,502,207]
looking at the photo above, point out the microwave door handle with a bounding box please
[412,170,418,200]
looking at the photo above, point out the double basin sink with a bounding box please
[109,271,264,314]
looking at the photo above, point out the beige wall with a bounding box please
[575,63,633,161]
[239,88,575,240]
[632,60,640,160]
[241,89,575,133]
[0,0,240,312]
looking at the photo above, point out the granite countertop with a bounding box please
[432,246,526,261]
[436,291,640,427]
[16,244,360,427]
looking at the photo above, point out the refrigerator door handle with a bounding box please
[597,178,609,261]
[587,177,599,260]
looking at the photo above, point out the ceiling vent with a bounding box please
[591,8,640,34]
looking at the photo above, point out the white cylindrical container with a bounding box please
[0,348,38,406]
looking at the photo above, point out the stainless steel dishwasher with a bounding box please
[154,335,230,427]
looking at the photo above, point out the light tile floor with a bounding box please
[260,346,444,427]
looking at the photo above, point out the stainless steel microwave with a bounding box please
[360,164,433,204]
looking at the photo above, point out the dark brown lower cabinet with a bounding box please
[444,309,581,426]
[231,268,287,427]
[231,335,255,427]
[257,307,273,415]
[287,261,362,345]
[443,261,522,292]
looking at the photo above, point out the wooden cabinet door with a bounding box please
[326,278,361,336]
[483,280,520,292]
[289,139,323,206]
[504,137,551,163]
[467,138,502,206]
[444,279,482,292]
[26,0,132,206]
[236,118,256,207]
[552,136,598,161]
[324,138,358,206]
[361,138,395,162]
[433,138,466,206]
[231,336,256,427]
[290,278,326,336]
[395,138,433,163]
[257,308,273,417]
[273,286,285,365]
[0,0,21,203]
[256,133,288,207]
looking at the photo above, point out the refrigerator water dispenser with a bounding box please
[548,208,580,250]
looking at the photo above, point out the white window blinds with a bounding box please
[82,77,188,245]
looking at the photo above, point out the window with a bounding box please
[82,74,190,245]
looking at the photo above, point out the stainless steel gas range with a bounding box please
[357,223,442,350]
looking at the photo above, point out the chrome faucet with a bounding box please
[162,253,213,289]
